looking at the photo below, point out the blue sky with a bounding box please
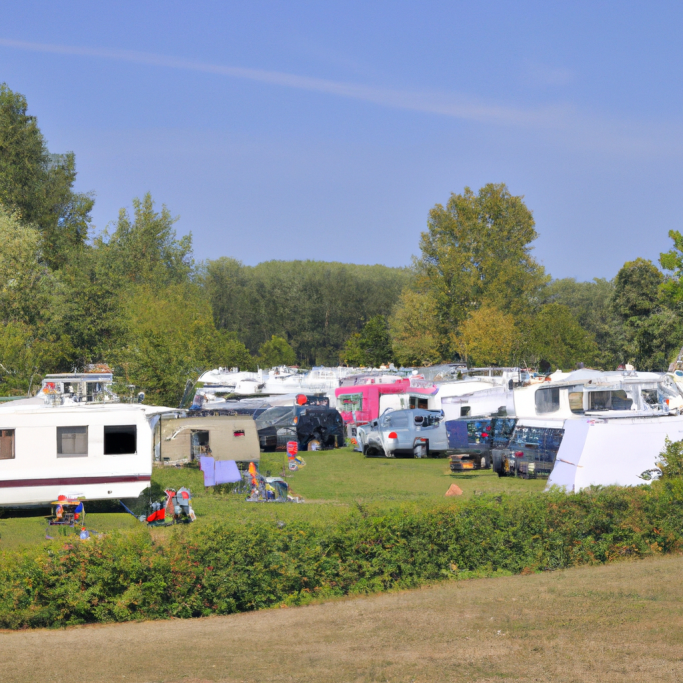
[2,1,682,280]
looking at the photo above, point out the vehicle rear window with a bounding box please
[385,414,409,429]
[492,418,516,447]
[466,419,491,444]
[255,407,294,428]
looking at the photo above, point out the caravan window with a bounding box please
[409,396,429,410]
[535,387,560,414]
[588,390,633,411]
[568,389,584,414]
[191,430,210,460]
[0,430,14,459]
[339,393,363,412]
[57,426,88,457]
[104,425,137,455]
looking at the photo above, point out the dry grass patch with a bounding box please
[3,553,683,683]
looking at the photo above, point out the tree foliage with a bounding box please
[453,305,518,367]
[522,303,598,371]
[542,277,625,370]
[341,315,394,367]
[202,258,410,366]
[0,83,93,267]
[389,290,442,367]
[257,335,297,368]
[417,183,548,339]
[112,285,253,406]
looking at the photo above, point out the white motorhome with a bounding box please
[512,369,683,420]
[0,400,177,506]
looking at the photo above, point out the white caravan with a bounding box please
[547,414,683,492]
[0,400,177,506]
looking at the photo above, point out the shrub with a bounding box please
[1,484,682,629]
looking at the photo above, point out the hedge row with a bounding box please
[2,482,683,629]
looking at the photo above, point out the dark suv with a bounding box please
[255,404,345,452]
[446,416,517,471]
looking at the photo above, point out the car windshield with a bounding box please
[255,406,295,428]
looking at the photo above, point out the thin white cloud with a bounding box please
[0,37,569,128]
[1,37,682,159]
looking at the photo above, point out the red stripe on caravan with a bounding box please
[0,475,151,488]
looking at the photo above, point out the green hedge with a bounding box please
[2,482,683,629]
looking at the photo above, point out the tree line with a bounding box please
[1,82,683,405]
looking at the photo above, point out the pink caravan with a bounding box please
[334,378,439,425]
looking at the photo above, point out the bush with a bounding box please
[2,483,683,629]
[641,437,683,481]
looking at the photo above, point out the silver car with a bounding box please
[357,408,450,458]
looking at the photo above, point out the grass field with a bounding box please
[4,553,683,682]
[0,446,545,552]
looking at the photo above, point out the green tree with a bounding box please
[389,290,442,367]
[542,277,625,370]
[0,83,93,266]
[112,284,253,406]
[257,335,297,368]
[453,304,519,367]
[0,207,51,325]
[522,304,598,370]
[0,322,73,396]
[613,258,663,322]
[417,183,548,353]
[100,193,193,288]
[341,315,394,367]
[201,259,411,366]
[612,258,680,371]
[660,230,683,306]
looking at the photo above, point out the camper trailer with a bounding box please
[158,413,260,465]
[0,401,176,506]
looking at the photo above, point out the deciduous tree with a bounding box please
[452,304,518,367]
[389,290,442,366]
[0,83,93,267]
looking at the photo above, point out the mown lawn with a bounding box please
[5,554,683,682]
[0,446,545,552]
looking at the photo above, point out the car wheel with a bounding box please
[307,438,322,451]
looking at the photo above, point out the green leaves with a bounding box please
[202,259,411,366]
[1,485,680,629]
[418,183,548,330]
[257,335,297,368]
[0,84,93,268]
[341,315,394,367]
